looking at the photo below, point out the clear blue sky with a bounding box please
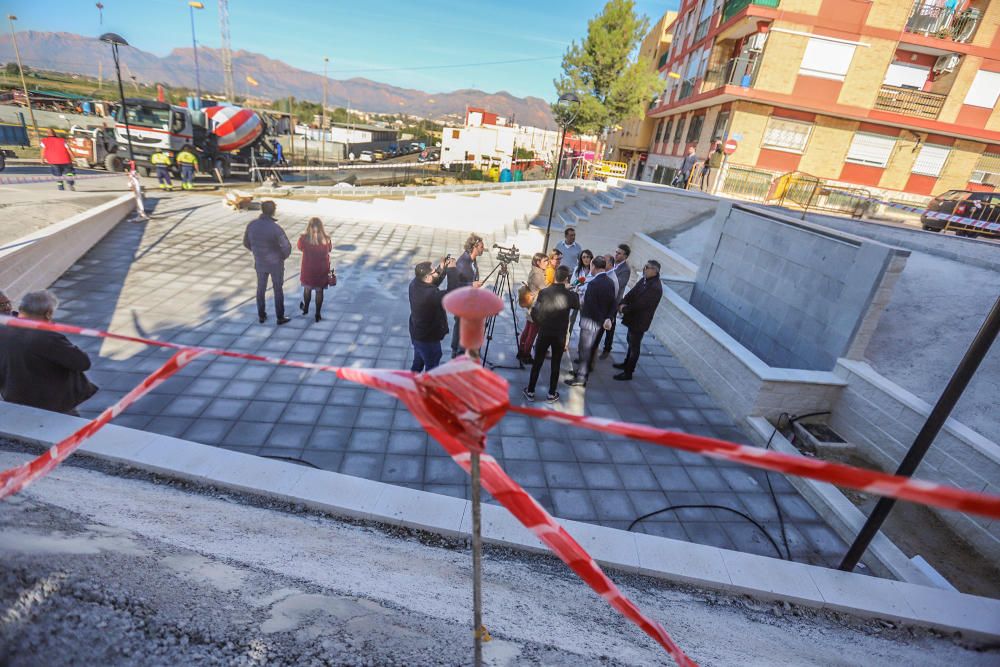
[7,0,679,99]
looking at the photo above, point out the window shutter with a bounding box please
[799,37,856,81]
[845,132,896,167]
[912,144,950,177]
[762,118,813,153]
[971,152,1000,184]
[883,62,930,89]
[963,70,1000,109]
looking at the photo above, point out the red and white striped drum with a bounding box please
[203,105,263,152]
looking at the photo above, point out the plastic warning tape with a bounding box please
[828,190,1000,232]
[250,157,577,173]
[0,171,124,185]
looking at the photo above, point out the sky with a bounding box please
[6,0,679,99]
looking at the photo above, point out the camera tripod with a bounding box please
[479,260,524,370]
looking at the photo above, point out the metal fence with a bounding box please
[719,164,773,201]
[905,2,981,42]
[874,84,946,120]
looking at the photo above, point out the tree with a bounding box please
[553,0,660,135]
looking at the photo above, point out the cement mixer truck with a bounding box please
[83,98,288,179]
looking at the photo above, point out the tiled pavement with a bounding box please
[53,194,847,566]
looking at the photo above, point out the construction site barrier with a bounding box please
[2,312,1000,664]
[0,171,124,186]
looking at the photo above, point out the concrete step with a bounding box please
[567,204,589,223]
[620,183,640,196]
[605,187,628,203]
[593,192,617,209]
[558,209,577,228]
[579,196,602,215]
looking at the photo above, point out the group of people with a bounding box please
[405,226,664,403]
[675,139,725,192]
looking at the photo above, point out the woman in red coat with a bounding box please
[297,217,332,322]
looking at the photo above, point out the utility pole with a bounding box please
[188,2,204,105]
[6,15,39,145]
[218,0,235,101]
[321,56,328,164]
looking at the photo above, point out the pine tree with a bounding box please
[553,0,661,135]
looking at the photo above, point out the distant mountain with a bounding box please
[0,31,556,129]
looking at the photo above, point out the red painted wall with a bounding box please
[756,148,802,173]
[839,162,886,187]
[791,76,843,107]
[956,105,993,129]
[904,173,940,195]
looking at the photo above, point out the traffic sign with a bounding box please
[723,139,738,155]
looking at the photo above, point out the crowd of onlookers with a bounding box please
[0,201,664,419]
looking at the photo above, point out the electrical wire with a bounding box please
[627,504,787,561]
[765,413,793,560]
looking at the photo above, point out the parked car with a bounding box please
[417,147,440,163]
[408,142,423,152]
[921,189,1000,238]
[358,150,374,162]
[372,149,385,160]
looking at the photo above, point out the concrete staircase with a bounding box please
[528,183,639,234]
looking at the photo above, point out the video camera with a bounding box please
[492,243,521,264]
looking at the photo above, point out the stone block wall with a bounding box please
[690,203,908,371]
[831,360,1000,565]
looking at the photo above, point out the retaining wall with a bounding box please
[0,193,134,303]
[830,359,1000,565]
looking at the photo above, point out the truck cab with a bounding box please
[114,99,195,167]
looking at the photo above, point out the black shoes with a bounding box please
[315,312,322,322]
[546,391,560,403]
[599,349,611,360]
[565,376,586,387]
[276,317,291,325]
[612,362,626,370]
[258,315,267,323]
[613,372,633,381]
[522,387,535,402]
[299,301,308,315]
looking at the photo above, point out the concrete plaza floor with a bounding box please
[55,194,848,566]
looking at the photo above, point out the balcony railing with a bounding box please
[873,84,946,120]
[704,54,762,90]
[722,0,780,23]
[905,2,981,43]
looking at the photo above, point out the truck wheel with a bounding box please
[105,154,124,172]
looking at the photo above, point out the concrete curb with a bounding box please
[2,402,998,641]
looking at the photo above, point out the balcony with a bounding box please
[722,0,780,23]
[703,55,762,91]
[873,84,946,120]
[905,2,982,43]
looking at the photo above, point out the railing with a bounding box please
[873,84,946,120]
[722,0,780,23]
[905,2,981,43]
[704,54,762,90]
[719,164,774,201]
[768,171,875,219]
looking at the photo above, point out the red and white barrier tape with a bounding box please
[3,314,1000,665]
[0,171,124,186]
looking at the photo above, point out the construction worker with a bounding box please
[176,145,198,190]
[150,148,174,191]
[40,130,75,191]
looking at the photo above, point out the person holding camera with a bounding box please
[517,252,549,363]
[408,257,455,372]
[447,234,484,357]
[566,256,616,387]
[523,265,579,403]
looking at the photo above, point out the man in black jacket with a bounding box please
[614,260,663,381]
[0,290,97,415]
[409,258,454,372]
[447,233,484,357]
[566,256,616,387]
[243,200,292,325]
[524,265,579,402]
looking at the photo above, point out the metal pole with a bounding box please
[7,16,39,145]
[189,4,202,103]
[839,294,1000,572]
[542,126,566,254]
[321,57,328,165]
[111,43,135,162]
[471,449,484,667]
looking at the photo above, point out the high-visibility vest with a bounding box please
[151,152,172,166]
[176,150,198,166]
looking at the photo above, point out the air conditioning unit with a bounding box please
[933,53,961,74]
[746,31,768,51]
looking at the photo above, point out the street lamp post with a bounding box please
[100,32,135,164]
[188,2,204,106]
[321,56,329,164]
[6,15,40,145]
[542,92,580,253]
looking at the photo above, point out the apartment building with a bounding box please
[606,10,678,178]
[644,0,1000,199]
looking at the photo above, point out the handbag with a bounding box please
[517,283,534,309]
[328,267,337,287]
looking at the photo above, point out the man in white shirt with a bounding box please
[554,227,581,270]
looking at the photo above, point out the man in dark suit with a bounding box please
[566,256,616,387]
[599,243,632,359]
[243,200,292,325]
[0,290,97,415]
[524,265,579,402]
[447,233,484,357]
[408,257,454,372]
[614,260,663,381]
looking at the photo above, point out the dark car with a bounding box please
[921,189,1000,238]
[417,147,440,163]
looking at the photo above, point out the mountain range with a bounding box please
[0,31,557,129]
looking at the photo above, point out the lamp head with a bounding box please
[189,1,205,8]
[7,14,16,21]
[554,92,581,129]
[99,32,128,46]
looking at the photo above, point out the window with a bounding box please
[963,70,1000,109]
[762,117,813,153]
[673,117,686,143]
[799,37,856,81]
[686,114,705,143]
[654,120,665,144]
[710,110,730,142]
[883,62,930,89]
[912,144,950,177]
[662,119,674,146]
[845,132,896,168]
[451,129,461,139]
[970,152,1000,185]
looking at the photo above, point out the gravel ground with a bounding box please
[1,444,997,666]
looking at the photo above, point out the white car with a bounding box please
[359,151,374,162]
